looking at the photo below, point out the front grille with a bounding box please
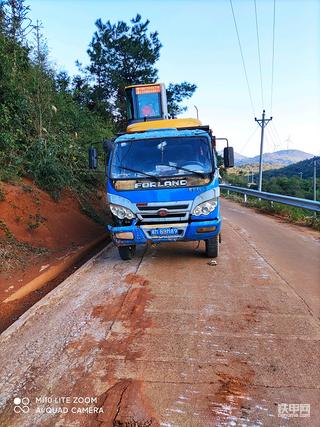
[141,213,185,219]
[138,204,189,211]
[136,201,191,223]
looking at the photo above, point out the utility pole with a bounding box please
[255,110,272,191]
[314,158,317,201]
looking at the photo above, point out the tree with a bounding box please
[0,2,113,197]
[86,15,197,128]
[166,82,197,118]
[56,71,70,93]
[0,1,6,34]
[2,0,31,42]
[71,73,93,108]
[87,14,161,127]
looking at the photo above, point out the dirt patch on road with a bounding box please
[210,359,256,423]
[98,380,159,426]
[96,274,156,426]
[125,273,150,287]
[92,273,153,333]
[55,273,156,426]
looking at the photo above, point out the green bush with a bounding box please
[0,29,112,199]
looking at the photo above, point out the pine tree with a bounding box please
[167,82,197,118]
[87,14,162,127]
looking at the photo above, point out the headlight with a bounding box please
[192,198,217,216]
[110,204,135,220]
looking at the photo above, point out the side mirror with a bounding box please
[223,147,234,168]
[88,147,98,169]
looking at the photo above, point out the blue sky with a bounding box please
[27,0,320,156]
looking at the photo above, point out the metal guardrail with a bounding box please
[220,184,320,212]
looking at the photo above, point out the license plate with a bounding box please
[150,227,179,237]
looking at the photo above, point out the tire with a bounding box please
[118,245,136,260]
[205,235,219,258]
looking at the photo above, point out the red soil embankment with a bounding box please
[0,179,109,332]
[0,179,105,250]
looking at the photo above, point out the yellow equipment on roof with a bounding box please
[126,118,202,133]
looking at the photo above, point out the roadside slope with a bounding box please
[0,179,108,331]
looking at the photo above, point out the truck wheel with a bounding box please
[118,245,136,260]
[205,235,219,258]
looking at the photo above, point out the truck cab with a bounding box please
[89,83,234,260]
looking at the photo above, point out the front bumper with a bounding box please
[107,218,221,246]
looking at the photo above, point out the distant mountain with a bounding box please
[235,149,313,166]
[234,152,248,162]
[263,156,319,179]
[218,151,248,164]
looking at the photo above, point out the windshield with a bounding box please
[111,136,214,179]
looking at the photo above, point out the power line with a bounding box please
[238,125,260,154]
[263,127,270,153]
[229,0,256,117]
[270,121,282,147]
[254,0,264,108]
[267,122,279,149]
[267,124,279,150]
[266,126,277,151]
[270,0,276,113]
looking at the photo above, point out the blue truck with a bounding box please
[89,83,234,260]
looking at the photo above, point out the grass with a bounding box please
[0,220,14,240]
[0,186,5,201]
[221,192,320,231]
[76,181,110,226]
[0,237,49,273]
[0,218,49,273]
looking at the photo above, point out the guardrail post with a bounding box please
[227,190,230,196]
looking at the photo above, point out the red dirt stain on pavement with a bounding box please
[125,273,150,287]
[92,297,126,322]
[92,274,152,332]
[52,274,155,426]
[98,380,159,427]
[242,304,264,324]
[210,359,256,423]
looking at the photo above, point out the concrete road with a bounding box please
[222,198,320,318]
[0,199,319,426]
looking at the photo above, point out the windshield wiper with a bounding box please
[160,164,209,179]
[116,166,160,181]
